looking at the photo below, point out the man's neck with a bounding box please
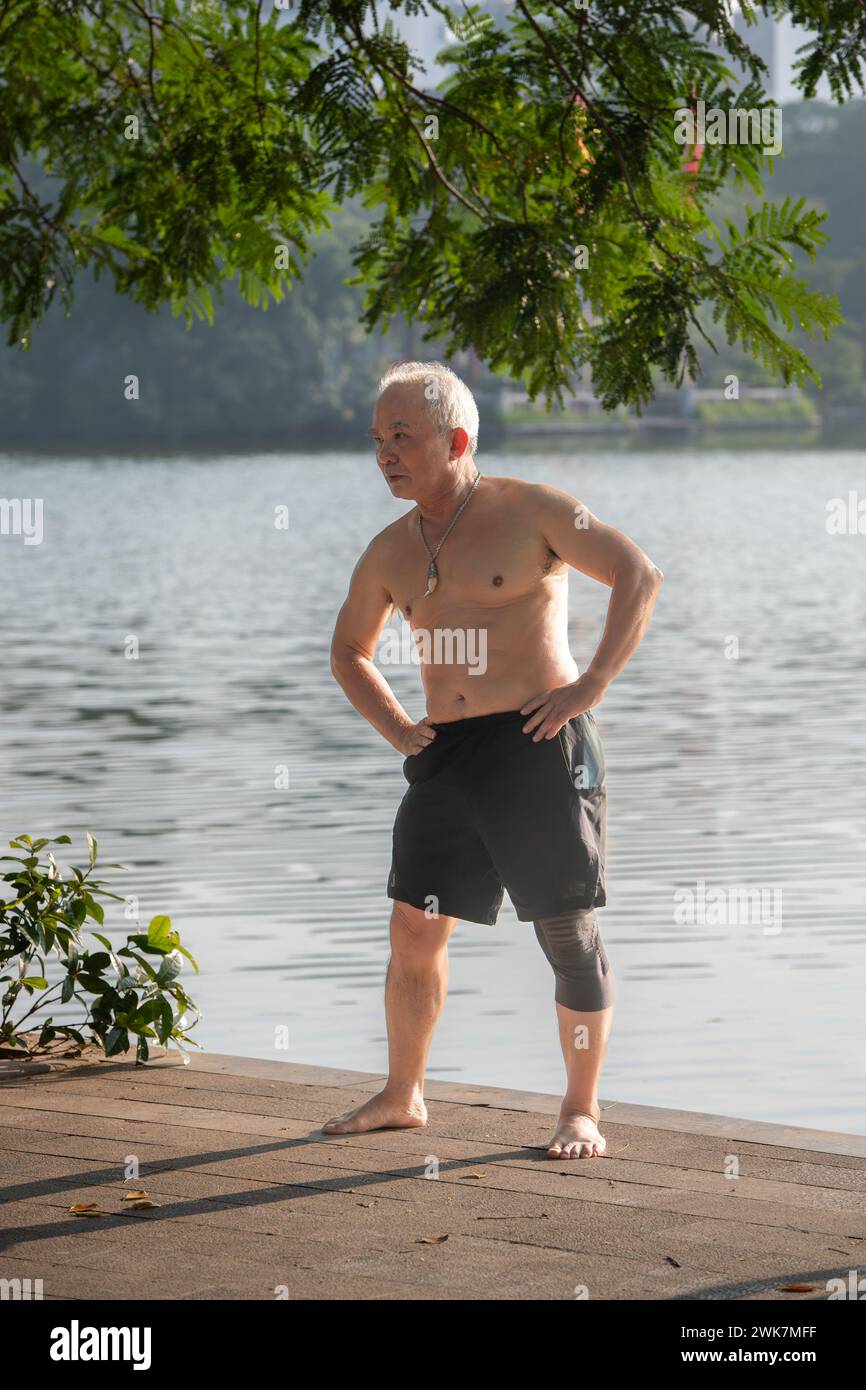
[415,464,480,526]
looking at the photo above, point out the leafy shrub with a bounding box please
[0,833,200,1063]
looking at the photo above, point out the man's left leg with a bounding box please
[533,908,615,1158]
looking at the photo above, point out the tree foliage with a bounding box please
[1,0,864,407]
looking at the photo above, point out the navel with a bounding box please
[405,602,412,616]
[492,574,503,587]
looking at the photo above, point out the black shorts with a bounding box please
[387,707,607,925]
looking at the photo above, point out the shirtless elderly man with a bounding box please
[325,361,662,1158]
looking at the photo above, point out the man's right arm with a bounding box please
[330,538,435,756]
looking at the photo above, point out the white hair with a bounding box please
[377,360,479,456]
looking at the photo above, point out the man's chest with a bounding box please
[385,519,562,617]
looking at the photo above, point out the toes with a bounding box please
[547,1132,605,1158]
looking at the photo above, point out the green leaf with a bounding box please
[54,1025,85,1045]
[173,943,200,973]
[147,915,172,946]
[156,952,182,987]
[76,972,110,994]
[104,1026,129,1057]
[157,998,174,1044]
[83,894,105,925]
[123,951,160,984]
[89,224,157,260]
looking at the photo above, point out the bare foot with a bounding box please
[546,1110,606,1159]
[321,1088,428,1135]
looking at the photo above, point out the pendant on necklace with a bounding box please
[423,560,438,597]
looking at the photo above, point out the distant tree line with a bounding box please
[0,192,498,451]
[0,204,402,450]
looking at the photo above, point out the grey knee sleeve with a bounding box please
[533,908,614,1012]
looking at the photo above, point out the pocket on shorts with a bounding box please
[402,737,438,783]
[577,710,606,790]
[556,711,605,793]
[557,714,607,907]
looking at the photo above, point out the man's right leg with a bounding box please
[321,900,457,1134]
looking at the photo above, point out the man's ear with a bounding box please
[449,426,469,459]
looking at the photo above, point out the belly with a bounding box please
[413,609,579,720]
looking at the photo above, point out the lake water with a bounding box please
[2,445,864,1133]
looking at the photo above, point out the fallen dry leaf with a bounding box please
[68,1203,107,1217]
[122,1190,149,1201]
[418,1235,449,1245]
[780,1283,814,1293]
[123,1198,161,1211]
[665,1256,682,1268]
[465,1173,484,1179]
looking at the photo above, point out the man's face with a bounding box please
[370,383,458,499]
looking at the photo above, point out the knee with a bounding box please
[390,900,454,957]
[533,909,614,1011]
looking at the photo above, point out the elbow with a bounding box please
[635,559,663,593]
[619,556,661,594]
[330,642,349,685]
[330,641,361,686]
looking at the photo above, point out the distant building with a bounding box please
[733,10,830,103]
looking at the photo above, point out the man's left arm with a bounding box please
[521,484,664,739]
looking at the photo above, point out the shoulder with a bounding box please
[349,511,414,589]
[367,510,416,561]
[482,475,582,521]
